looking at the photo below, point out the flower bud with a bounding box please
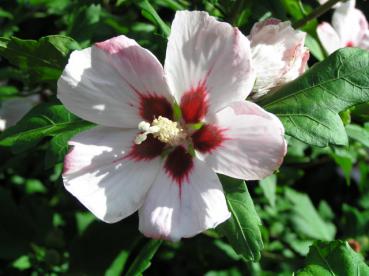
[249,19,309,100]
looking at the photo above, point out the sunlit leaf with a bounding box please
[139,0,170,37]
[346,123,369,148]
[259,48,369,147]
[259,174,277,208]
[0,35,79,81]
[0,101,93,153]
[217,175,263,262]
[125,239,163,276]
[296,240,369,275]
[285,188,336,241]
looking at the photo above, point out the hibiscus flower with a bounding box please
[57,11,287,241]
[317,0,369,54]
[248,19,309,99]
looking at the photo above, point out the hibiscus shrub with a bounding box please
[1,0,369,275]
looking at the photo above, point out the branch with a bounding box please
[293,0,344,29]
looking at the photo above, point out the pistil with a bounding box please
[135,116,186,146]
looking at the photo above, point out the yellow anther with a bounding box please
[134,116,185,145]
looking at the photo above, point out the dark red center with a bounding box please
[164,146,194,186]
[180,82,208,124]
[139,93,173,121]
[192,124,225,153]
[130,85,224,186]
[127,135,166,161]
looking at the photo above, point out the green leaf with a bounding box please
[0,35,79,81]
[75,212,96,236]
[217,175,263,262]
[67,4,102,46]
[205,267,243,276]
[258,48,369,147]
[285,233,312,256]
[44,127,90,168]
[318,200,334,221]
[105,250,130,276]
[156,0,186,10]
[0,8,13,19]
[305,34,325,62]
[0,101,93,153]
[341,204,369,236]
[285,188,336,241]
[12,255,31,271]
[139,0,170,38]
[346,123,369,148]
[331,147,356,185]
[259,174,276,208]
[125,239,163,276]
[281,0,307,19]
[296,240,369,275]
[0,86,18,100]
[213,239,241,261]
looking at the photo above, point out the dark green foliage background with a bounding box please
[0,0,369,275]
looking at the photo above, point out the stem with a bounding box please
[292,0,344,29]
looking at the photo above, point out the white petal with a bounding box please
[58,36,172,128]
[279,46,309,86]
[139,158,230,241]
[63,126,161,223]
[249,20,308,99]
[317,22,342,54]
[164,11,255,114]
[317,0,355,9]
[358,30,369,50]
[0,95,40,130]
[203,101,287,180]
[332,5,368,47]
[0,119,5,131]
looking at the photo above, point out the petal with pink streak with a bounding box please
[164,11,255,116]
[358,30,369,50]
[203,101,287,180]
[332,5,369,48]
[317,22,342,55]
[139,158,230,241]
[58,35,172,128]
[63,126,161,223]
[249,20,308,99]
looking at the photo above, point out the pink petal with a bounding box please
[164,11,255,116]
[249,18,281,37]
[281,46,310,84]
[139,158,230,241]
[358,30,369,50]
[63,126,161,223]
[203,101,287,180]
[317,0,355,9]
[317,22,342,54]
[249,20,309,99]
[58,35,172,128]
[332,5,369,48]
